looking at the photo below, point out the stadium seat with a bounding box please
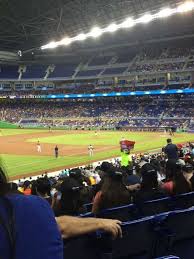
[64,234,100,259]
[65,215,159,259]
[83,202,93,212]
[138,197,172,217]
[96,204,138,221]
[79,212,94,218]
[172,191,194,210]
[154,256,180,259]
[152,207,194,258]
[98,215,159,259]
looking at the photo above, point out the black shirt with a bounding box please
[164,143,178,160]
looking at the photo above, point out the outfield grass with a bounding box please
[0,128,48,136]
[1,129,194,179]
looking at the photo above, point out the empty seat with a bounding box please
[76,69,102,77]
[102,67,127,75]
[153,207,194,258]
[99,215,158,259]
[64,234,100,259]
[0,65,18,79]
[96,204,138,221]
[172,192,194,210]
[154,256,180,259]
[22,65,47,79]
[139,197,172,217]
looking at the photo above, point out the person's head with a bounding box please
[172,164,193,195]
[35,178,51,196]
[69,168,84,185]
[167,138,172,144]
[100,167,130,210]
[182,164,193,178]
[141,169,158,190]
[59,177,82,216]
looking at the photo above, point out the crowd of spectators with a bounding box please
[1,138,194,258]
[0,95,193,130]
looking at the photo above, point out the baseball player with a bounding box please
[37,141,41,153]
[55,145,59,158]
[88,144,94,157]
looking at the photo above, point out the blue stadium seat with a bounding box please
[66,208,194,259]
[172,192,194,210]
[102,67,127,75]
[153,207,194,258]
[79,211,94,218]
[83,202,93,212]
[154,256,180,259]
[96,204,138,221]
[64,234,100,259]
[98,215,158,259]
[65,215,158,259]
[76,69,102,77]
[139,197,172,217]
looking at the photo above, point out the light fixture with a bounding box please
[138,14,154,24]
[59,38,72,46]
[41,1,194,50]
[105,23,118,32]
[157,8,175,18]
[74,33,87,41]
[177,1,194,12]
[120,17,135,28]
[41,41,58,50]
[89,27,103,38]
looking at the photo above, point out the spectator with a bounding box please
[163,164,194,195]
[134,167,167,204]
[0,166,123,259]
[92,168,131,214]
[164,138,179,180]
[0,166,63,259]
[32,177,52,205]
[54,177,83,216]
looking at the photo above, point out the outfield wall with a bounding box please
[0,121,18,129]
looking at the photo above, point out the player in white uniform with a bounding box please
[37,141,41,153]
[88,144,94,157]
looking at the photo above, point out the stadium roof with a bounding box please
[1,0,194,54]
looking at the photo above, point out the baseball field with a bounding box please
[0,128,194,180]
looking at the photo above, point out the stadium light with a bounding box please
[177,1,194,12]
[41,1,194,50]
[105,23,118,32]
[120,17,135,28]
[59,37,72,46]
[157,8,176,18]
[74,33,87,41]
[41,41,59,50]
[89,27,103,38]
[137,14,154,24]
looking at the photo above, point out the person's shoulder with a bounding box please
[8,194,49,208]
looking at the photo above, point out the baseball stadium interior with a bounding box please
[1,1,194,259]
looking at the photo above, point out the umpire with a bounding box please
[55,145,59,158]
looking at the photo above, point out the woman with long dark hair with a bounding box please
[133,167,167,204]
[162,164,194,195]
[92,167,131,214]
